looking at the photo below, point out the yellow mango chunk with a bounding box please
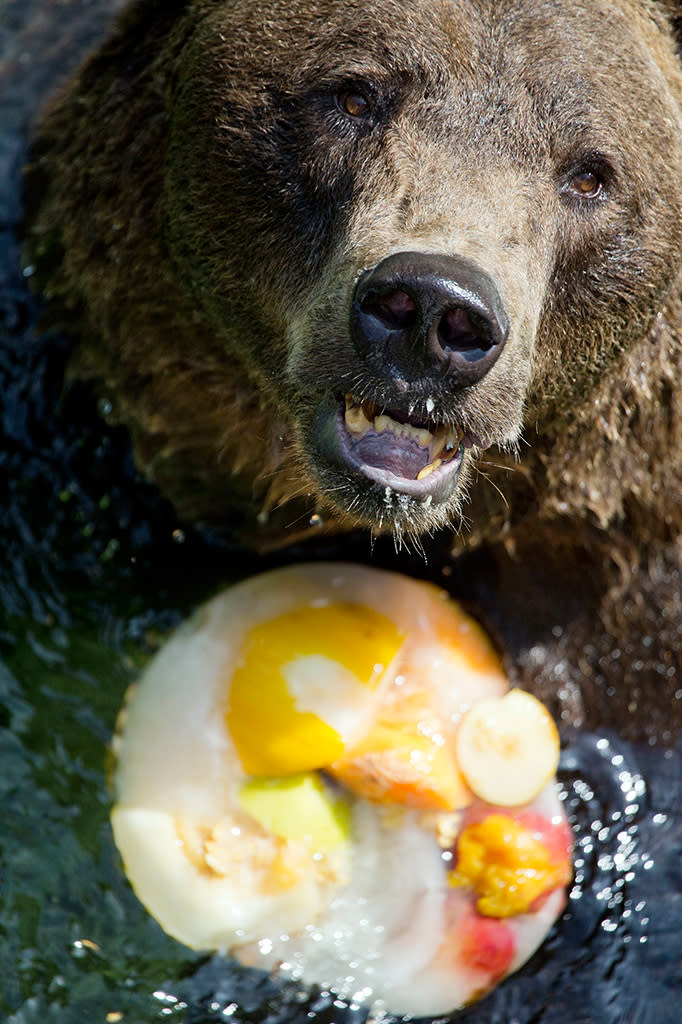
[238,773,351,849]
[330,719,472,812]
[226,602,404,775]
[455,689,560,806]
[449,814,569,918]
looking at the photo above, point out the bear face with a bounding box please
[160,0,682,536]
[24,0,682,545]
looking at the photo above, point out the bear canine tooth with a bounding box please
[345,403,372,435]
[431,426,450,459]
[375,414,391,434]
[417,458,442,480]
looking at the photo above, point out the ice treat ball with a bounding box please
[111,563,572,1016]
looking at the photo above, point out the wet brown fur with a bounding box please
[24,0,682,739]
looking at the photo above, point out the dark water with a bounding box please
[1,4,682,1023]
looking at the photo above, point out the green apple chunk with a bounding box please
[238,772,351,849]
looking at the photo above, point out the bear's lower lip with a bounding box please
[311,394,468,502]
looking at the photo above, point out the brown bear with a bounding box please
[23,0,682,742]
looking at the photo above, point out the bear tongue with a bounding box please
[350,430,430,480]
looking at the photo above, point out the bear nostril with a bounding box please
[362,289,417,331]
[436,307,494,362]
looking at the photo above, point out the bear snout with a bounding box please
[350,252,509,389]
[296,249,525,534]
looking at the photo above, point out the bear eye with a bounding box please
[568,170,602,198]
[561,160,612,203]
[336,90,371,120]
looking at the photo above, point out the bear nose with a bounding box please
[350,252,509,386]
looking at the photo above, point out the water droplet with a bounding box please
[172,529,185,543]
[309,513,323,527]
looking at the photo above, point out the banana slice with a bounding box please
[454,689,560,806]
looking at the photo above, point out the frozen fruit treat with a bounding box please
[111,563,571,1016]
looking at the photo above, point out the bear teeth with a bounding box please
[344,394,463,475]
[344,402,373,435]
[416,459,442,480]
[374,414,433,448]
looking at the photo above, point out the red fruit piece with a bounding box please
[459,913,517,977]
[518,811,573,865]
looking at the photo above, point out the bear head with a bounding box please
[24,0,682,547]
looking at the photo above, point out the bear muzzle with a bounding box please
[309,251,509,509]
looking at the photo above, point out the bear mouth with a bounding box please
[320,393,487,501]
